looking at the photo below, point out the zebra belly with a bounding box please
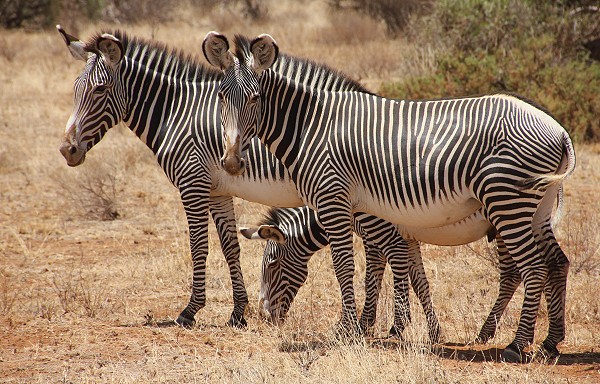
[355,187,482,229]
[211,169,304,207]
[396,210,492,246]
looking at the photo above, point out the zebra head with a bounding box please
[202,32,278,176]
[57,25,127,167]
[240,224,303,323]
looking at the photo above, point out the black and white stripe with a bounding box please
[59,28,425,332]
[205,33,575,362]
[241,206,441,341]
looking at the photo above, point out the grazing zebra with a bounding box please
[242,205,538,346]
[203,32,575,362]
[240,207,441,342]
[56,26,426,331]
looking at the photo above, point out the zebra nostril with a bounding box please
[240,158,246,170]
[69,146,77,155]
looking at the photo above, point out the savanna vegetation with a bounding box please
[1,0,599,382]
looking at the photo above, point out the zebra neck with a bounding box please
[258,72,324,175]
[120,56,219,157]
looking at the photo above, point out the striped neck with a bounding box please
[258,70,324,175]
[101,31,221,156]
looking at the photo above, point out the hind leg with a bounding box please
[399,239,440,343]
[536,221,569,357]
[480,186,548,362]
[359,241,386,333]
[476,234,521,343]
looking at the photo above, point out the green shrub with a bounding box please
[382,0,600,143]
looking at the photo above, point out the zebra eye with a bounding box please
[94,85,108,94]
[248,93,260,105]
[217,91,225,101]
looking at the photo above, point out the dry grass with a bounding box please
[0,1,599,382]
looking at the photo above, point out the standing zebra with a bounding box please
[56,26,430,332]
[203,32,575,362]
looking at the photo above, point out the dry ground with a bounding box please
[1,2,599,382]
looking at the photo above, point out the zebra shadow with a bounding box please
[371,339,600,365]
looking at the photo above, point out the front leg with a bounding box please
[176,183,211,327]
[210,196,248,328]
[359,240,386,334]
[318,198,359,338]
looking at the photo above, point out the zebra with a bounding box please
[240,207,442,342]
[203,32,576,362]
[241,205,538,346]
[56,26,429,332]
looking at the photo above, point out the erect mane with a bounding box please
[85,30,222,83]
[260,207,286,227]
[233,34,372,94]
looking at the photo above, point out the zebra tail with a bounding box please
[518,131,576,227]
[518,131,576,190]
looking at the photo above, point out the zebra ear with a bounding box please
[258,225,286,244]
[239,226,286,244]
[250,34,278,74]
[96,33,124,66]
[56,24,89,62]
[203,31,234,70]
[239,227,260,240]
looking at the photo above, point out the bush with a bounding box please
[0,0,56,28]
[380,0,600,143]
[328,0,432,36]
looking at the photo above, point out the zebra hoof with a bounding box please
[541,341,560,360]
[388,325,404,340]
[175,314,196,329]
[474,328,496,344]
[501,343,532,363]
[333,322,361,342]
[226,314,247,328]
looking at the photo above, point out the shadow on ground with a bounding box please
[370,339,600,365]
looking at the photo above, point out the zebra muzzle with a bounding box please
[59,141,86,167]
[220,155,246,176]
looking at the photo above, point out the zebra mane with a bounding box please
[260,207,288,227]
[85,30,222,83]
[233,34,372,94]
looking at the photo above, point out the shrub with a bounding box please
[381,0,600,143]
[0,0,56,28]
[328,0,432,36]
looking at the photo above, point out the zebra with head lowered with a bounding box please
[241,206,442,342]
[242,205,537,346]
[56,26,433,332]
[203,32,576,362]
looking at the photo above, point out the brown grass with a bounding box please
[0,1,599,382]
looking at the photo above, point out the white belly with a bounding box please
[355,187,482,229]
[397,209,492,246]
[211,168,304,207]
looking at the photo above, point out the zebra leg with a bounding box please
[317,199,360,338]
[404,239,440,343]
[494,220,547,362]
[476,234,521,343]
[386,239,412,340]
[210,196,249,328]
[480,184,548,363]
[535,217,569,358]
[176,183,211,328]
[359,241,386,335]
